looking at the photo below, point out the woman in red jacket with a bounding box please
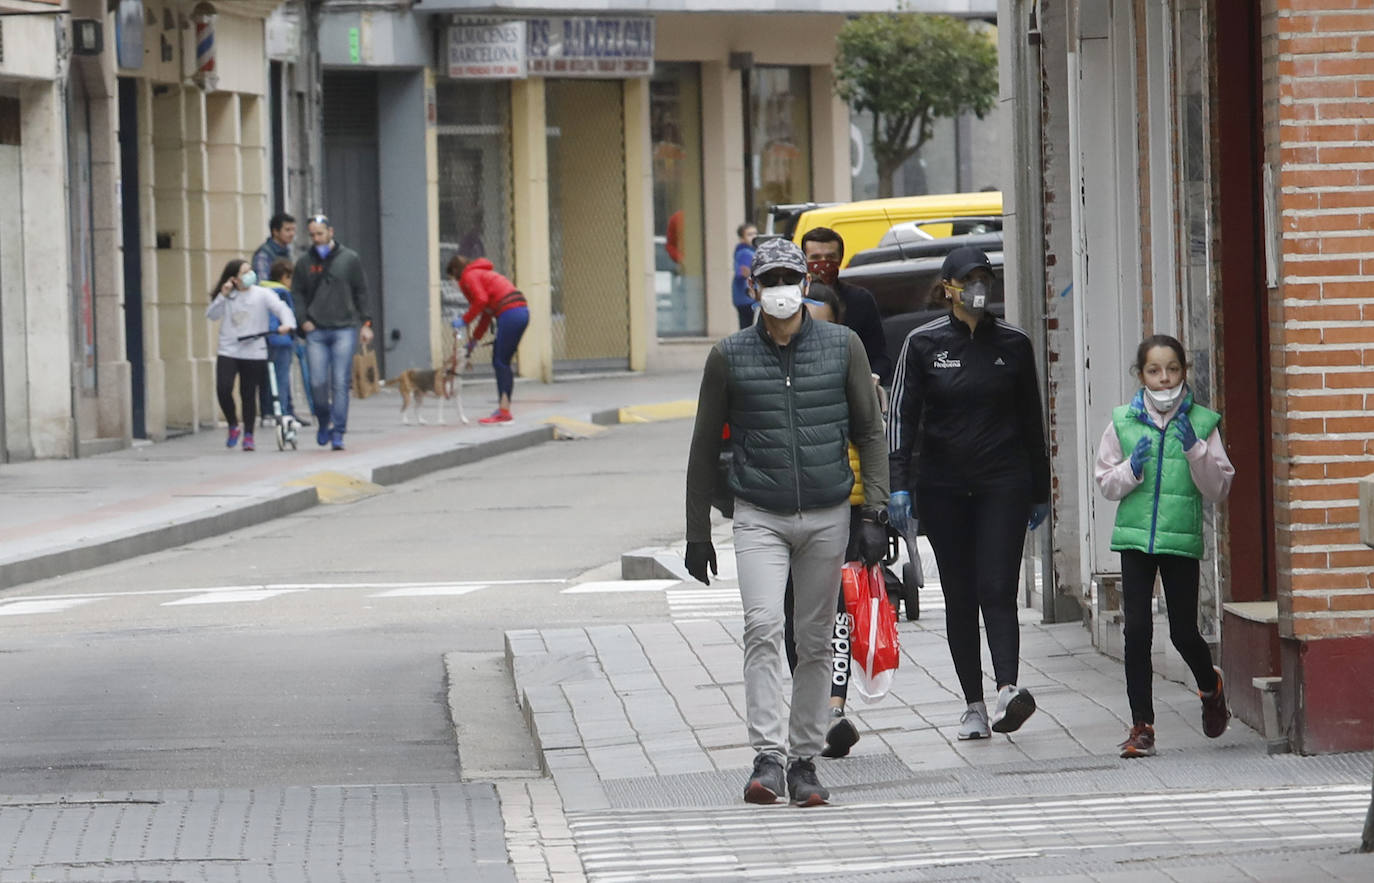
[449,255,530,424]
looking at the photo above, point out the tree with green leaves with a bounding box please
[835,12,998,198]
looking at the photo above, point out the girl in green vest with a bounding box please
[1094,334,1235,758]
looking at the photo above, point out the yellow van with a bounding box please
[791,191,1003,268]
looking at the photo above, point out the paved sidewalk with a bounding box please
[504,538,1374,881]
[0,372,700,592]
[0,783,511,882]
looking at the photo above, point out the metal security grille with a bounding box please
[546,80,630,372]
[436,80,513,377]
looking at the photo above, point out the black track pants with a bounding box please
[1120,550,1219,725]
[917,485,1030,703]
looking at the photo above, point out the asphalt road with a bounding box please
[0,418,692,796]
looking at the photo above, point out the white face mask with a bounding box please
[1146,384,1184,412]
[758,284,804,320]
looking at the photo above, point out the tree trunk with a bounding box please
[877,157,897,199]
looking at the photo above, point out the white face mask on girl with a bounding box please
[759,284,804,320]
[1146,384,1184,412]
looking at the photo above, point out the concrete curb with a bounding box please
[4,413,620,591]
[0,486,319,590]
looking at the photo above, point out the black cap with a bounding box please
[941,245,993,281]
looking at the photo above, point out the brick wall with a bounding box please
[1266,0,1374,640]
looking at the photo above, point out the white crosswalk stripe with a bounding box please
[0,598,100,617]
[569,784,1370,881]
[162,589,306,606]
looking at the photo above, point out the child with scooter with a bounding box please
[206,259,295,451]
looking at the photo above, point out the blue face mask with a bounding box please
[239,270,258,289]
[315,242,333,258]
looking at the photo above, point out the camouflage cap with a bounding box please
[750,237,808,277]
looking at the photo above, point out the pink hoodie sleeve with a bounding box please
[1185,427,1235,503]
[1094,422,1144,501]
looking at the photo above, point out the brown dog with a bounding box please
[382,329,469,425]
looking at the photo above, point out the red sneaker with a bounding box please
[1119,722,1156,758]
[479,409,512,425]
[242,433,256,452]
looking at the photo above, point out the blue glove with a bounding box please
[887,491,913,535]
[1129,436,1151,479]
[1176,412,1199,452]
[1028,502,1050,531]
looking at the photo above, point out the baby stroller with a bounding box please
[882,520,922,621]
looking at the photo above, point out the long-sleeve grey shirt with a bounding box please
[685,331,889,543]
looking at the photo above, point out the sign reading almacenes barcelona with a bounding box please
[447,16,654,79]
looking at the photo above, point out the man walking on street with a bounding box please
[683,238,890,807]
[732,222,758,329]
[292,213,372,451]
[253,212,296,283]
[800,226,891,385]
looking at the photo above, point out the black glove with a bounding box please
[857,508,889,567]
[684,541,717,585]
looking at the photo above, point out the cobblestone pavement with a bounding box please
[503,542,1374,881]
[0,784,512,882]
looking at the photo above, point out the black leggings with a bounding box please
[216,356,267,430]
[1120,550,1219,725]
[918,485,1030,703]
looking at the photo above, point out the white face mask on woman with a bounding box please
[759,284,804,320]
[1146,384,1184,412]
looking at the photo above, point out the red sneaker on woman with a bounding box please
[479,409,512,425]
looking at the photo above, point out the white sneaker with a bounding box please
[958,701,990,740]
[991,685,1036,733]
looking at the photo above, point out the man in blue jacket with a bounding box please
[732,223,757,329]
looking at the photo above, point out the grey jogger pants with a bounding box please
[732,498,850,761]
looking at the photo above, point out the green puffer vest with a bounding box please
[720,316,854,513]
[1110,396,1221,559]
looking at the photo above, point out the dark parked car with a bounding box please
[838,222,1006,362]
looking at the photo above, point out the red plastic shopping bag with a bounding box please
[840,562,900,702]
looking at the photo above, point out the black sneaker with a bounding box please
[743,753,785,805]
[821,717,860,759]
[786,758,829,807]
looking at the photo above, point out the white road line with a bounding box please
[563,580,681,594]
[4,578,567,602]
[162,589,307,606]
[369,585,490,598]
[0,598,101,617]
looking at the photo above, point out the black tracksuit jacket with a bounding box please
[886,312,1050,501]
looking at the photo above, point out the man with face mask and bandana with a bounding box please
[683,238,889,808]
[886,246,1051,741]
[800,227,891,385]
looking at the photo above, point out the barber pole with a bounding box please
[193,13,217,91]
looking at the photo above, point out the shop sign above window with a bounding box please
[447,19,527,79]
[447,16,653,80]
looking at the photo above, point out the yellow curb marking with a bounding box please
[542,416,609,441]
[618,399,697,424]
[285,471,385,505]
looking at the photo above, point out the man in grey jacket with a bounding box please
[292,213,373,451]
[683,238,890,807]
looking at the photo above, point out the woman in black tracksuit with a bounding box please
[886,246,1050,740]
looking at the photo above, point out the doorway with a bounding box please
[322,72,385,371]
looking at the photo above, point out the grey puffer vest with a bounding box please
[721,315,854,513]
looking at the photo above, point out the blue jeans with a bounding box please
[295,341,316,415]
[306,326,358,434]
[267,344,294,417]
[493,306,529,401]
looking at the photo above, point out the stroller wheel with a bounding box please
[902,561,921,621]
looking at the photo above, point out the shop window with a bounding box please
[651,63,705,337]
[748,66,811,228]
